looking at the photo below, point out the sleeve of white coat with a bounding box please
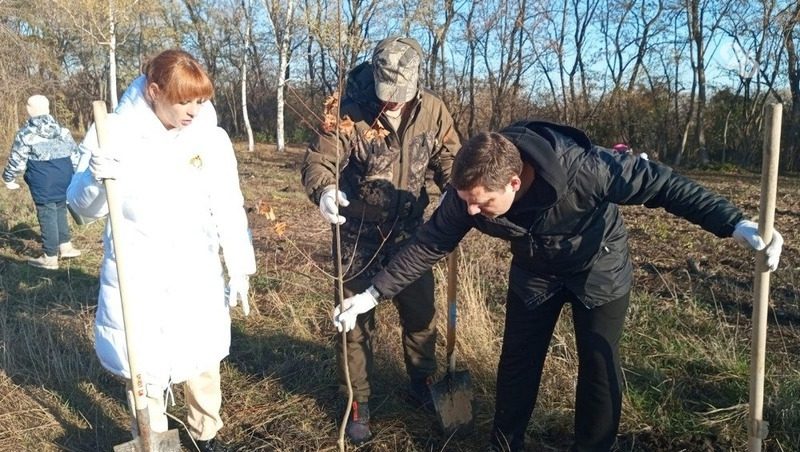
[209,128,256,276]
[66,122,109,218]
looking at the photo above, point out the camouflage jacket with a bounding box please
[301,62,460,233]
[3,115,79,204]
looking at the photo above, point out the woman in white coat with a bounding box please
[67,49,255,452]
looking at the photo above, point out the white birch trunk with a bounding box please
[242,0,254,152]
[108,0,118,110]
[262,0,296,152]
[276,52,286,152]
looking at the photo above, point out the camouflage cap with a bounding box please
[372,37,422,103]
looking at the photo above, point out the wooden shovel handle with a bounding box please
[92,102,156,448]
[748,103,781,451]
[445,249,458,373]
[92,101,143,396]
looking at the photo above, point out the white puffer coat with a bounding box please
[67,78,256,388]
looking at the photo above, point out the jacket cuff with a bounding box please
[366,285,383,302]
[312,184,337,205]
[723,212,746,237]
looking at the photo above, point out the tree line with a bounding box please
[2,0,800,170]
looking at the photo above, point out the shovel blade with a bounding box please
[113,429,181,452]
[430,370,474,437]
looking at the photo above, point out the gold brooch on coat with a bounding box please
[189,154,203,168]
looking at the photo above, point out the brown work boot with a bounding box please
[28,254,58,270]
[345,400,372,445]
[58,241,81,258]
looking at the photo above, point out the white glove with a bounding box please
[333,287,379,333]
[319,188,349,224]
[226,275,251,316]
[4,181,20,190]
[89,152,120,181]
[732,220,784,272]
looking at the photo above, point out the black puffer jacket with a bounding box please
[371,120,744,309]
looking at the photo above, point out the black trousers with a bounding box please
[490,289,630,452]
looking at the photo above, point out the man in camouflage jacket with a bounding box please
[301,36,461,444]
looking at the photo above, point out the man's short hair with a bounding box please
[372,37,422,103]
[452,132,522,192]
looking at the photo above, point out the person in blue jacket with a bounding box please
[334,120,784,452]
[3,95,81,269]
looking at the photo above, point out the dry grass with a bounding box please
[0,143,798,451]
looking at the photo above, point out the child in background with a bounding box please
[3,94,81,269]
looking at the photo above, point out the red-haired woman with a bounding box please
[68,49,254,452]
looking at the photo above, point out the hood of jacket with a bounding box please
[114,74,218,138]
[499,120,593,210]
[23,115,64,142]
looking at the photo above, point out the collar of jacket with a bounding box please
[499,120,592,209]
[25,115,61,140]
[115,75,218,139]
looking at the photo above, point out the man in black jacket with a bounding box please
[333,120,784,452]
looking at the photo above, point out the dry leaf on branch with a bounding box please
[340,115,355,135]
[321,92,356,136]
[324,93,339,112]
[256,199,276,221]
[363,121,389,141]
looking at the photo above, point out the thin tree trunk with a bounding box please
[782,4,800,170]
[466,8,477,137]
[427,0,454,90]
[108,0,118,110]
[263,0,296,152]
[242,0,254,152]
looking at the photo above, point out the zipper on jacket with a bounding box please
[400,98,424,189]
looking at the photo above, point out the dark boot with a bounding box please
[488,427,525,452]
[345,400,372,444]
[195,436,229,452]
[408,375,434,412]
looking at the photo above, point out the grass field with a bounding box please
[1,143,798,451]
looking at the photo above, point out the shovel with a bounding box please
[431,249,474,437]
[91,101,181,452]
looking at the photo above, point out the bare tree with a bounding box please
[45,0,148,109]
[420,0,456,91]
[261,0,298,152]
[779,1,800,169]
[343,0,380,69]
[469,0,533,129]
[683,0,732,164]
[182,0,222,77]
[600,0,665,144]
[242,0,254,151]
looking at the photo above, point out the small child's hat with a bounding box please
[26,95,50,117]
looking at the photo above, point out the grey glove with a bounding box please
[732,220,783,271]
